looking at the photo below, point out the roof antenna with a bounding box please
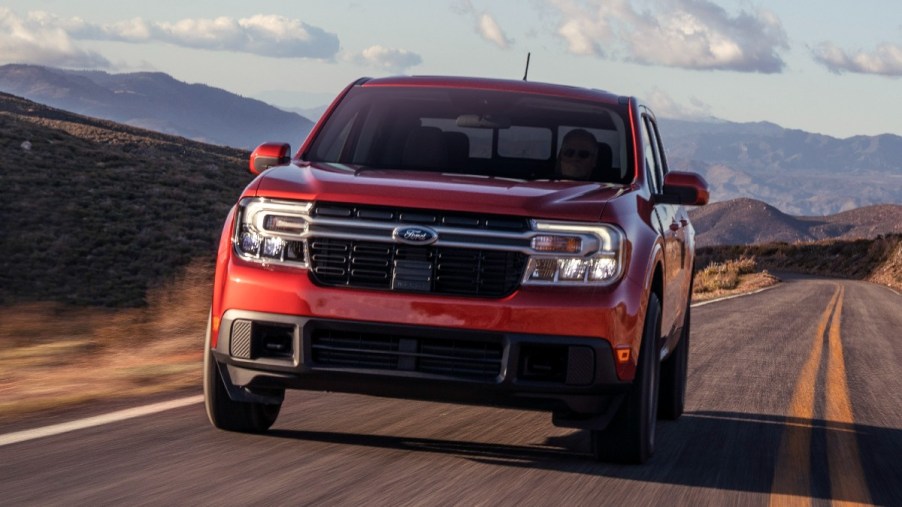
[522,52,531,81]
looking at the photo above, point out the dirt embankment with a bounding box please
[696,234,902,292]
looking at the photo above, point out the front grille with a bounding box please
[311,329,503,381]
[309,239,526,297]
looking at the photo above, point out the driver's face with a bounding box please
[559,136,597,179]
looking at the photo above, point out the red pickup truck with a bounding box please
[203,76,709,463]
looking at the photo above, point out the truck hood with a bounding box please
[250,162,630,222]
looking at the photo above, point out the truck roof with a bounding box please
[360,75,628,106]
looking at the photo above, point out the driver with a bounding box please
[556,129,598,180]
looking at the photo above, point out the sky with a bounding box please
[1,0,901,139]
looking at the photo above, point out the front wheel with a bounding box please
[590,293,662,464]
[203,313,281,433]
[659,302,690,420]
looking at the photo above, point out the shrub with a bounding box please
[695,257,757,293]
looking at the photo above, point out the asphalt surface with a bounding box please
[2,276,900,505]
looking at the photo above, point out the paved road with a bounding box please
[2,276,900,505]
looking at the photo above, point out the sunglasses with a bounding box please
[562,148,593,159]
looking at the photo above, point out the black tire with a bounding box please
[203,313,281,433]
[658,303,690,420]
[591,293,662,464]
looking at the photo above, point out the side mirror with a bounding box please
[249,142,292,175]
[658,171,710,206]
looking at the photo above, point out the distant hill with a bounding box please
[0,92,254,307]
[659,118,902,215]
[0,64,314,150]
[689,197,902,247]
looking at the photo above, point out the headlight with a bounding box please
[523,221,624,285]
[234,198,311,267]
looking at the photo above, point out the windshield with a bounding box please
[307,86,632,183]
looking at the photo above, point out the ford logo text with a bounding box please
[393,226,438,245]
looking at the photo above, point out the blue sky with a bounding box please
[1,0,901,138]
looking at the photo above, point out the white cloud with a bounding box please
[454,1,513,49]
[549,0,789,73]
[6,10,340,60]
[550,0,618,56]
[105,14,339,59]
[478,13,512,49]
[351,45,423,73]
[0,8,110,68]
[812,42,902,77]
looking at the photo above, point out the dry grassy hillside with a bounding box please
[0,92,253,307]
[696,234,902,291]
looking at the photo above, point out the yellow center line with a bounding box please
[769,285,873,506]
[825,286,872,506]
[769,286,840,507]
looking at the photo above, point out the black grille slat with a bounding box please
[312,332,399,369]
[420,341,501,361]
[311,330,502,381]
[418,358,500,378]
[350,269,390,281]
[353,244,392,255]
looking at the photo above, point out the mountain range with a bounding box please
[0,64,899,216]
[660,118,902,215]
[688,198,902,248]
[0,64,314,150]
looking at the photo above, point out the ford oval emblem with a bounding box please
[393,225,438,245]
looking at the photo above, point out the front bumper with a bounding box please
[215,259,646,364]
[212,309,630,429]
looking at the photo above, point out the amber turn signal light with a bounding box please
[615,347,631,363]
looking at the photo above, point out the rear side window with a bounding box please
[641,115,663,194]
[307,86,632,183]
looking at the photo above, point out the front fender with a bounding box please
[211,205,238,347]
